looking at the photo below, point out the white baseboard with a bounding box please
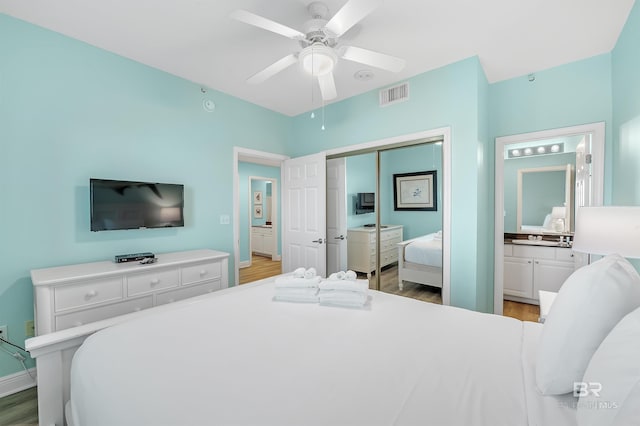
[0,368,37,398]
[239,261,251,269]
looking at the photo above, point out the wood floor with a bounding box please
[0,386,38,426]
[239,254,282,284]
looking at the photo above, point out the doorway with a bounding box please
[233,148,289,286]
[493,122,605,315]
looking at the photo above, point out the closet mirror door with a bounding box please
[377,143,443,302]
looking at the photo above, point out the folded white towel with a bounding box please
[275,287,319,296]
[304,267,317,279]
[319,280,368,293]
[292,267,306,278]
[273,292,319,303]
[319,291,367,308]
[275,276,321,289]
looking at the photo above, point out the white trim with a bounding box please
[233,147,289,286]
[494,122,605,315]
[239,261,250,269]
[0,367,37,398]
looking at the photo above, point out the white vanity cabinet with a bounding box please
[347,225,403,275]
[251,226,274,256]
[504,244,575,303]
[32,249,229,335]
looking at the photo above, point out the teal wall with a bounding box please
[251,180,269,226]
[612,1,640,205]
[0,15,289,378]
[238,162,282,262]
[503,152,576,232]
[489,53,614,203]
[291,56,490,313]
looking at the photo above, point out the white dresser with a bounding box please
[251,226,274,256]
[32,249,229,335]
[504,243,575,304]
[347,225,403,275]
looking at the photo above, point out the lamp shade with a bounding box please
[572,206,640,258]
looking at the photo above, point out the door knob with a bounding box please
[334,235,345,240]
[312,239,325,244]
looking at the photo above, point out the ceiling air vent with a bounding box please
[379,82,409,107]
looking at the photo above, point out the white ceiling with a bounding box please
[1,0,634,116]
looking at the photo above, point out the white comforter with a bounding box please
[70,280,576,426]
[404,233,442,266]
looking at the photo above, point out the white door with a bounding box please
[282,152,327,277]
[326,158,347,274]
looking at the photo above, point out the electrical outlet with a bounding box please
[0,325,7,342]
[25,320,35,338]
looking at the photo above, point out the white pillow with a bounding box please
[577,306,640,426]
[535,254,640,395]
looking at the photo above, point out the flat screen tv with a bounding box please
[90,178,184,231]
[355,192,375,214]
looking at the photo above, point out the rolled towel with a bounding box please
[275,276,321,289]
[304,267,317,279]
[328,273,338,280]
[292,267,306,278]
[319,279,368,293]
[344,270,357,281]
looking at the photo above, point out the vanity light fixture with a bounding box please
[507,142,564,159]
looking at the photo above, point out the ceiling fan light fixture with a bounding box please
[300,44,337,76]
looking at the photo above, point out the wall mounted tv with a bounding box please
[90,178,184,231]
[355,192,375,215]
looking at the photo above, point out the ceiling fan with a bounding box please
[231,0,406,101]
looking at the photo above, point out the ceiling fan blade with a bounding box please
[324,0,383,38]
[340,45,406,72]
[318,72,337,100]
[247,54,298,85]
[230,9,305,40]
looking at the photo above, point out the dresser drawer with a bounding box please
[182,261,221,286]
[55,296,153,330]
[156,280,221,305]
[54,277,123,312]
[381,228,402,241]
[127,269,179,297]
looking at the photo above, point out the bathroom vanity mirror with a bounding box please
[503,136,583,235]
[516,164,573,234]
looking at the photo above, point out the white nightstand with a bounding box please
[538,290,558,323]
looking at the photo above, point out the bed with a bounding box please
[397,231,443,290]
[26,253,640,426]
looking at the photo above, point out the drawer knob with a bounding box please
[199,270,208,276]
[86,290,98,298]
[150,278,160,285]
